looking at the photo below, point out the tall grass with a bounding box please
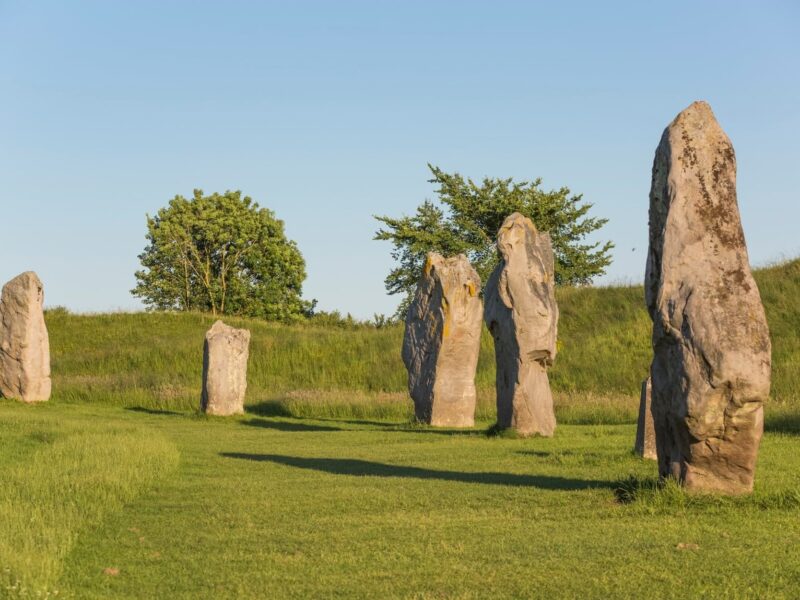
[248,389,639,425]
[43,259,800,417]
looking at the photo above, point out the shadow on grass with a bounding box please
[220,453,614,490]
[517,450,558,458]
[312,417,406,428]
[243,418,343,432]
[516,449,611,459]
[765,413,800,436]
[244,409,484,436]
[321,419,482,436]
[126,406,185,417]
[245,401,294,418]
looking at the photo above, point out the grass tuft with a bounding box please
[615,474,800,515]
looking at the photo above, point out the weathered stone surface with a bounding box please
[402,252,482,427]
[200,320,250,416]
[484,213,558,437]
[646,101,771,494]
[634,377,657,460]
[0,272,51,402]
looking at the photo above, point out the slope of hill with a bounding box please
[44,259,800,423]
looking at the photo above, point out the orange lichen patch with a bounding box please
[423,255,434,277]
[466,280,477,297]
[441,296,451,339]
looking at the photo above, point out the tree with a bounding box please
[374,165,614,313]
[132,189,310,321]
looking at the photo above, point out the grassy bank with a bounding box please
[44,259,800,421]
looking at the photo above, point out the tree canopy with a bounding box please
[132,190,309,321]
[374,165,614,313]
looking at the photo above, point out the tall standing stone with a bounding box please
[402,252,482,427]
[0,272,51,402]
[646,101,771,494]
[634,377,656,460]
[484,213,558,437]
[201,320,250,416]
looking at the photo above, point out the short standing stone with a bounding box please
[200,320,250,416]
[484,213,558,437]
[646,101,771,494]
[402,252,482,427]
[0,272,51,402]
[634,377,656,460]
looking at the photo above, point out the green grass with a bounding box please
[1,260,797,597]
[45,259,800,419]
[0,405,178,598]
[0,402,798,598]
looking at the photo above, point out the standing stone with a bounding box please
[646,101,771,494]
[200,320,250,416]
[634,377,656,460]
[0,272,51,402]
[484,213,558,437]
[402,252,482,427]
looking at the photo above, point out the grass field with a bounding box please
[1,260,799,597]
[1,403,799,599]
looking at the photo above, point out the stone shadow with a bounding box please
[516,449,609,459]
[312,417,402,428]
[313,418,484,436]
[243,409,485,436]
[245,401,294,417]
[765,413,800,436]
[126,406,184,417]
[242,418,343,433]
[516,450,559,458]
[220,453,614,491]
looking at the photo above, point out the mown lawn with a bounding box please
[2,401,799,599]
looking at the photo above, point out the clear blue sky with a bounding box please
[1,1,798,318]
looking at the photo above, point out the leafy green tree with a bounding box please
[375,165,614,313]
[132,190,310,321]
